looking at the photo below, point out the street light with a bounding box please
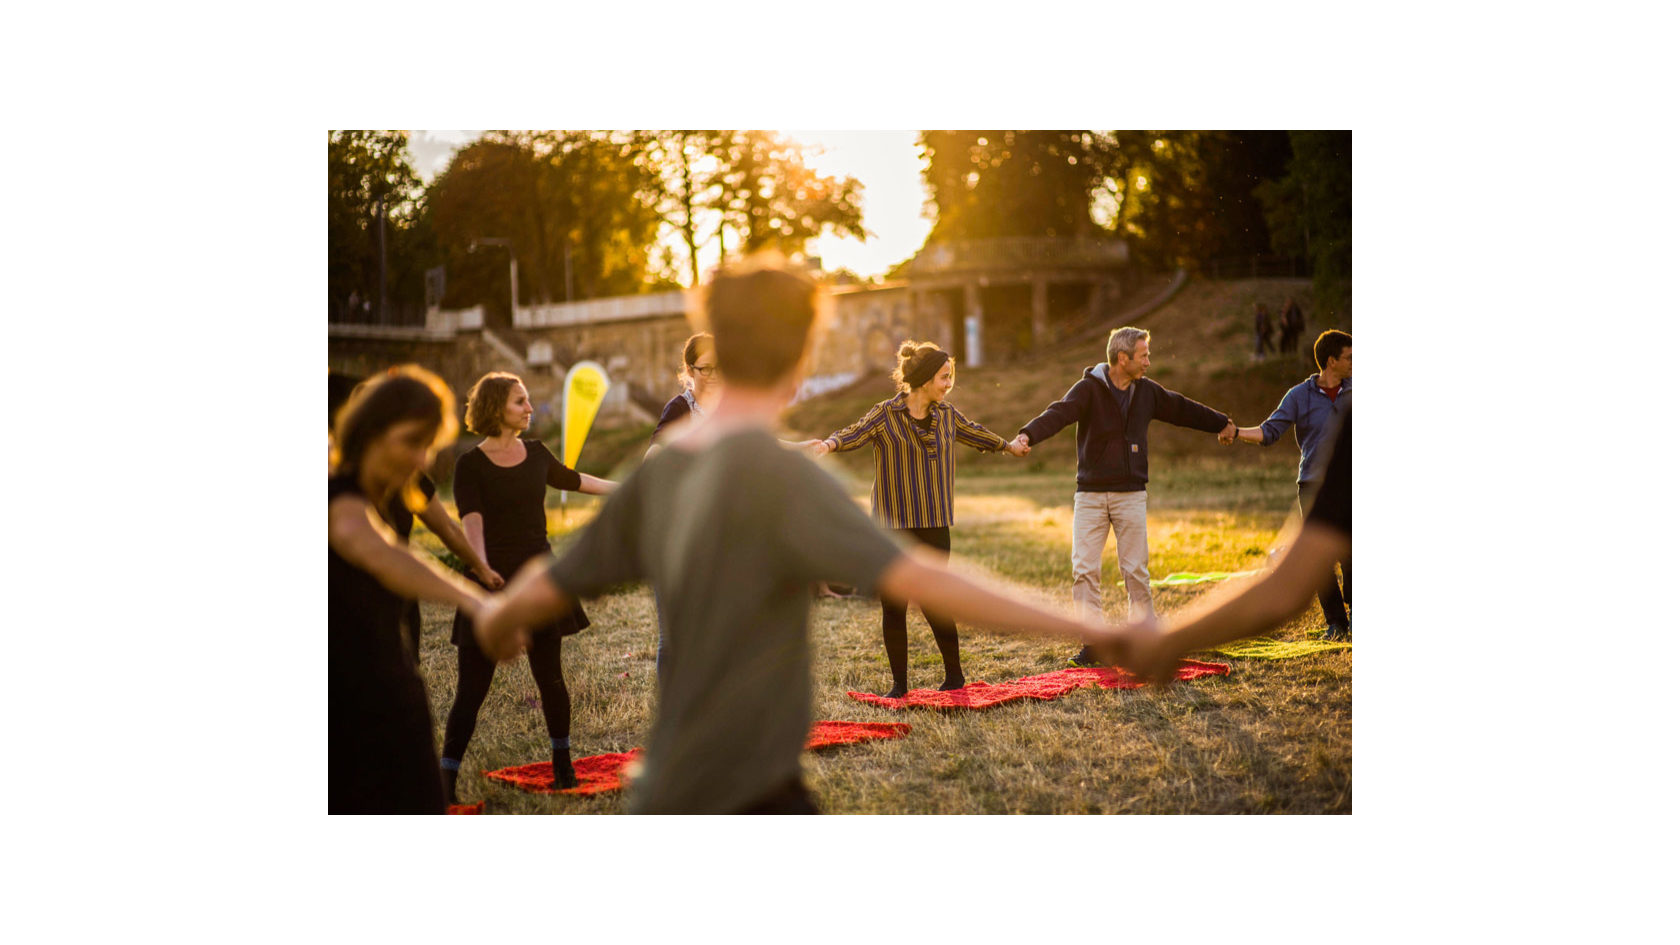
[470,237,518,325]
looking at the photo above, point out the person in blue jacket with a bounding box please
[1234,329,1352,640]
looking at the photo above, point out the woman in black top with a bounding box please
[334,371,504,669]
[328,366,487,814]
[440,372,617,798]
[646,331,719,457]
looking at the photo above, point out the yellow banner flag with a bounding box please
[561,360,610,470]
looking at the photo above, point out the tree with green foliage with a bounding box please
[915,130,1295,272]
[425,131,666,317]
[328,130,427,321]
[1256,130,1351,297]
[919,130,1107,241]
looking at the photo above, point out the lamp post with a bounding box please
[470,237,518,325]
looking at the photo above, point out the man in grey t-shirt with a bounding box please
[476,259,1129,813]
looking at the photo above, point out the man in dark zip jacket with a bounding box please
[1011,326,1236,666]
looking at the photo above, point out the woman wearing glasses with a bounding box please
[647,331,719,457]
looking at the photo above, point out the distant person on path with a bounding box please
[646,331,720,459]
[1253,301,1274,358]
[473,256,1132,814]
[439,371,618,800]
[328,366,489,814]
[1122,411,1351,680]
[802,340,1030,697]
[1010,327,1237,667]
[1232,329,1352,640]
[1279,296,1305,356]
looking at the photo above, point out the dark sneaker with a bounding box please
[1323,624,1350,642]
[1067,646,1103,668]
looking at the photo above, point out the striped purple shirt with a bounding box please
[824,393,1009,529]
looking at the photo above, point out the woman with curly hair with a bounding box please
[439,372,616,799]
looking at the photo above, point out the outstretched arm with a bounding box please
[577,473,617,495]
[418,498,503,589]
[1120,521,1350,684]
[807,402,889,457]
[330,497,486,616]
[875,549,1129,664]
[950,406,1024,455]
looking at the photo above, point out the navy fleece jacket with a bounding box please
[1018,364,1229,492]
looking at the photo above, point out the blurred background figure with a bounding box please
[1279,296,1305,357]
[328,365,488,814]
[1253,301,1275,358]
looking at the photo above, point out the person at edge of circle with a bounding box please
[1010,326,1237,668]
[438,371,618,801]
[646,331,719,460]
[470,255,1133,815]
[800,341,1030,697]
[1121,410,1351,682]
[328,365,492,814]
[332,370,504,670]
[1232,329,1352,640]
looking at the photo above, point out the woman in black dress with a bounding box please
[440,371,617,799]
[645,331,719,457]
[328,366,488,814]
[333,371,504,669]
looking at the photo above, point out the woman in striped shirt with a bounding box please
[805,341,1029,696]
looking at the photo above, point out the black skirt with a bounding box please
[451,544,589,646]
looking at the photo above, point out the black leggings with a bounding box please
[882,526,963,686]
[1299,484,1352,625]
[441,628,570,763]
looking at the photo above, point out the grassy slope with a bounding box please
[411,276,1352,814]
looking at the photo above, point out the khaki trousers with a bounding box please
[1071,490,1154,622]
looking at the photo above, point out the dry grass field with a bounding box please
[410,276,1352,814]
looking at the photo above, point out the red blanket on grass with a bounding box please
[483,720,913,797]
[845,660,1231,711]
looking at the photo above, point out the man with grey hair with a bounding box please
[1012,326,1237,666]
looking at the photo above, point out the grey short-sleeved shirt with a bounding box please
[546,427,905,813]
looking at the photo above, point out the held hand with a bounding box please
[1005,438,1030,458]
[1217,421,1237,446]
[472,600,528,663]
[807,439,832,458]
[1116,617,1177,686]
[473,565,506,591]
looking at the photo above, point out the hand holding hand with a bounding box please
[1115,616,1177,686]
[807,439,832,458]
[1005,436,1031,458]
[473,565,506,590]
[1218,421,1237,446]
[472,600,528,663]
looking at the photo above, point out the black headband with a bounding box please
[905,350,950,389]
